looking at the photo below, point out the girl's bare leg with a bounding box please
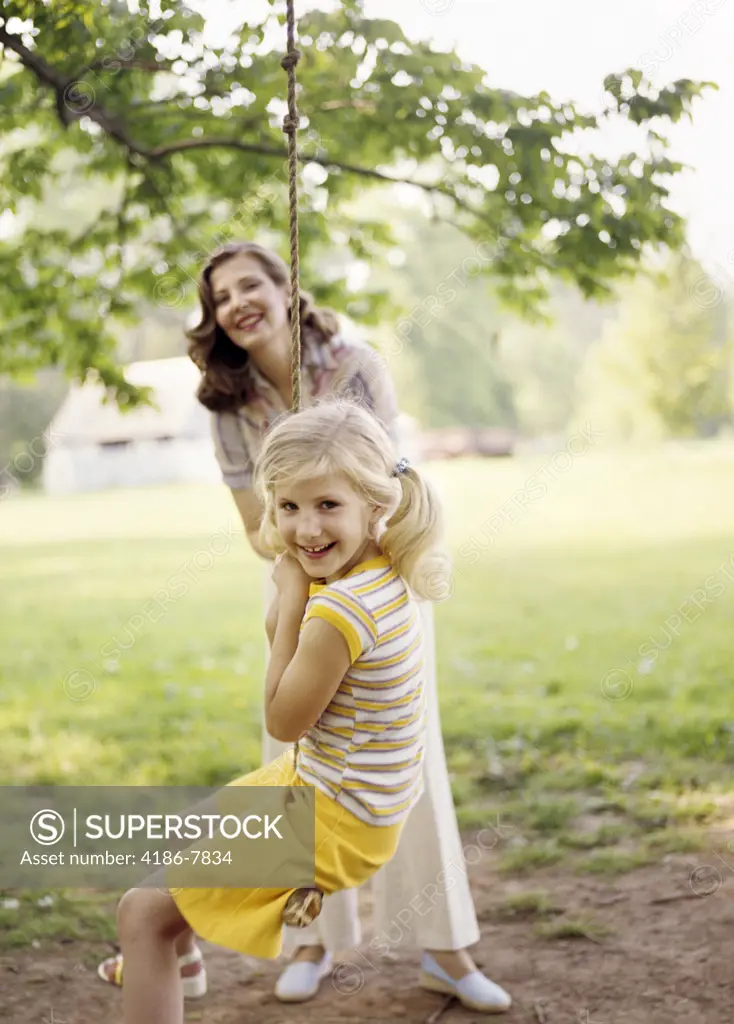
[174,930,196,957]
[117,888,190,1024]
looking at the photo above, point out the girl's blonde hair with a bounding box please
[253,401,452,602]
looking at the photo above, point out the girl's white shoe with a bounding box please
[97,947,208,999]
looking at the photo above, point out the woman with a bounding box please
[99,241,511,1014]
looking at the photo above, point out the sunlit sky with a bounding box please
[200,0,733,280]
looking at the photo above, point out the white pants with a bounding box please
[261,569,480,954]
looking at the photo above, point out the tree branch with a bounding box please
[0,28,66,92]
[320,99,377,113]
[0,27,486,223]
[86,58,173,73]
[146,136,478,212]
[0,26,149,152]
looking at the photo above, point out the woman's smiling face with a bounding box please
[210,252,290,353]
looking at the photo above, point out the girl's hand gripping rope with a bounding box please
[271,554,325,928]
[272,552,314,605]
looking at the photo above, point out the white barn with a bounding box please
[42,357,221,495]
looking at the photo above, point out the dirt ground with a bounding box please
[3,840,732,1024]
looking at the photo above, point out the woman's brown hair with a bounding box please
[187,242,340,413]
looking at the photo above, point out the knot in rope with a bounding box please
[282,114,300,134]
[281,48,301,73]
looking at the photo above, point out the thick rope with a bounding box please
[281,0,302,414]
[282,0,303,773]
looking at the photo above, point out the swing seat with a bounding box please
[282,886,323,927]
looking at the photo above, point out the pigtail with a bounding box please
[379,466,452,601]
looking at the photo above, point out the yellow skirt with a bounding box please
[172,751,402,958]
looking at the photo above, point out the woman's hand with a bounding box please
[272,552,313,607]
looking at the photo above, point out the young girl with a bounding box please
[115,399,451,1024]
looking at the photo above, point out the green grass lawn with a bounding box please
[2,442,734,944]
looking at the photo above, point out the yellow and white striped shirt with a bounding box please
[297,555,426,827]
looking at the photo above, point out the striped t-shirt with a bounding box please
[297,555,426,827]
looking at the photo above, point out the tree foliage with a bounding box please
[0,0,715,403]
[574,255,731,440]
[366,201,621,433]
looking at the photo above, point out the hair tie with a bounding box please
[393,457,410,476]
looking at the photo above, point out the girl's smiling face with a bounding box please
[274,472,381,582]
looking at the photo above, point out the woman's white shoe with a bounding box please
[419,953,511,1013]
[274,952,333,1003]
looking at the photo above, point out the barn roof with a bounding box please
[49,357,210,445]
